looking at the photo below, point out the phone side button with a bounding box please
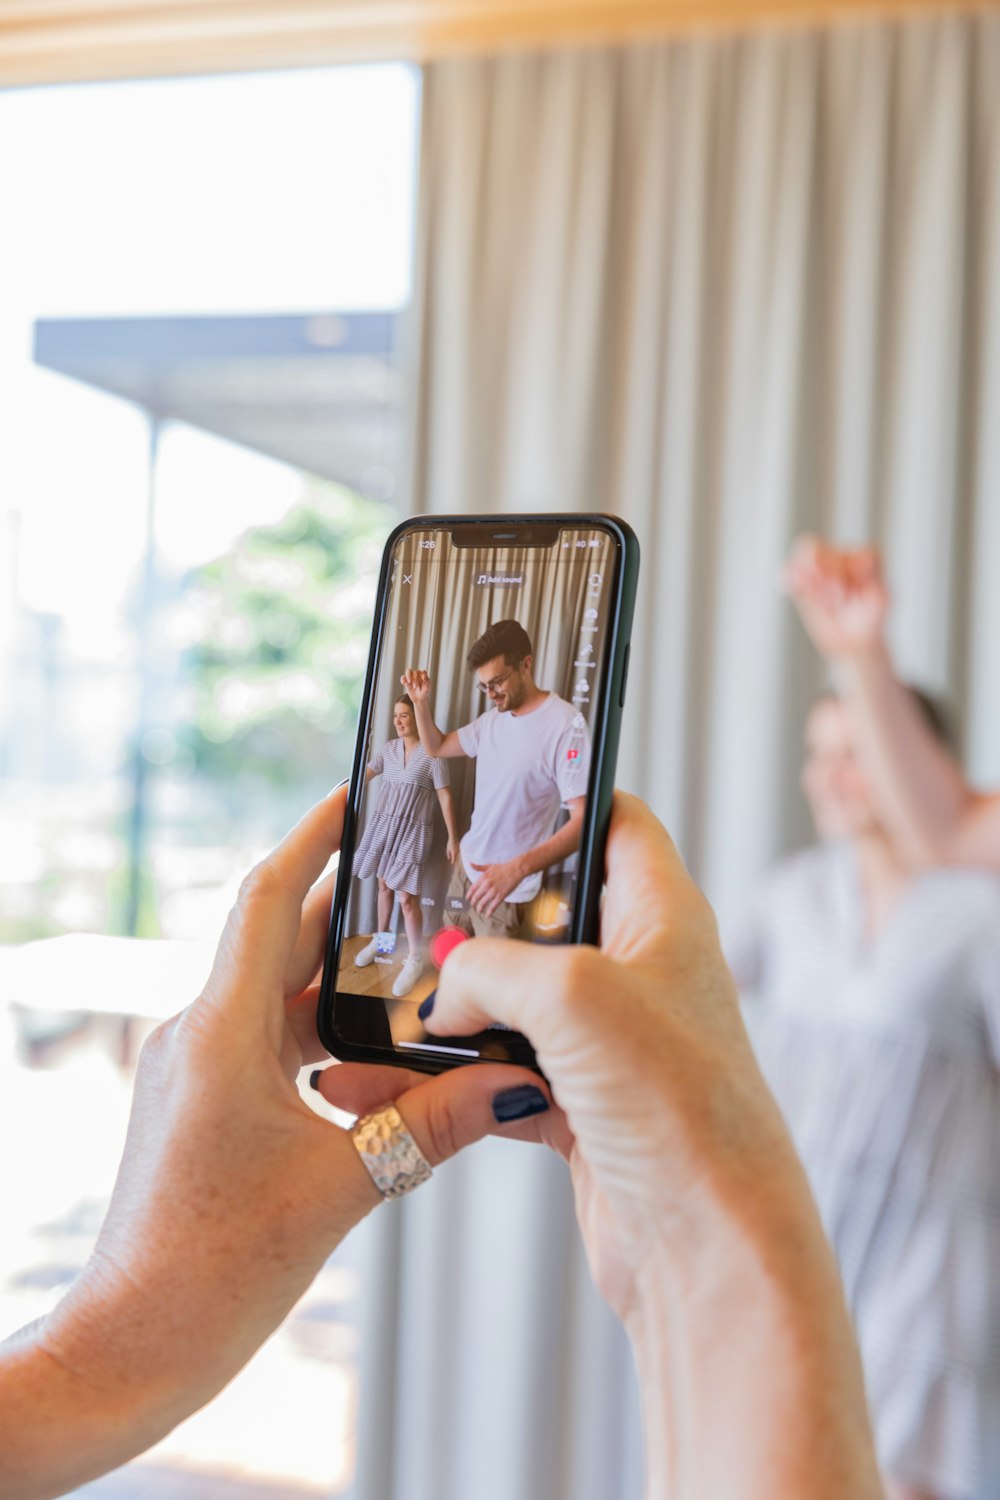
[619,643,631,707]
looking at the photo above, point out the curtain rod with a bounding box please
[0,0,986,89]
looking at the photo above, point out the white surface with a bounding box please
[0,934,218,1018]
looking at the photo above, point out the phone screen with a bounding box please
[329,519,626,1062]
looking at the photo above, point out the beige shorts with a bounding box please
[442,861,529,941]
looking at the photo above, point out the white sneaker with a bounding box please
[355,936,380,968]
[392,954,425,998]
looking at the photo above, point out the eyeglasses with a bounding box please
[476,665,517,696]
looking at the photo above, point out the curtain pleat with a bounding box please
[346,17,1000,1500]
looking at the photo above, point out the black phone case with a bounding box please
[316,512,640,1075]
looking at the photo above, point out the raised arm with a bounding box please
[785,535,999,871]
[400,669,465,758]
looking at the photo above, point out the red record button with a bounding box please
[429,926,470,970]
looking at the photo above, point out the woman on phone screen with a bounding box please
[352,693,461,997]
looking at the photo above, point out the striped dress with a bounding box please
[352,738,449,896]
[727,843,1000,1500]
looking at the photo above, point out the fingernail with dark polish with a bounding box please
[309,1069,323,1091]
[418,991,436,1022]
[492,1084,549,1124]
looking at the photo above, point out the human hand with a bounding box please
[423,796,804,1321]
[401,667,432,701]
[34,789,545,1473]
[302,797,883,1500]
[467,858,525,915]
[784,535,889,659]
[446,836,460,864]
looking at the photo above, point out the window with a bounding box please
[0,63,418,1497]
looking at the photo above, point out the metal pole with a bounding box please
[123,413,161,938]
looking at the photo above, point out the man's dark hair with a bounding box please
[467,619,533,672]
[907,687,954,751]
[815,684,954,751]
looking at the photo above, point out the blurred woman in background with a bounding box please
[725,534,1000,1500]
[729,684,1000,1500]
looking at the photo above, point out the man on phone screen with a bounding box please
[401,619,590,940]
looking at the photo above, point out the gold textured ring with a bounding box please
[351,1102,433,1200]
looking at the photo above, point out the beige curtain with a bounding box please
[346,15,1000,1500]
[406,11,1000,923]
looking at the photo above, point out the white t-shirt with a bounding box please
[456,692,591,903]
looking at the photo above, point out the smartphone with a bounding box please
[316,513,639,1074]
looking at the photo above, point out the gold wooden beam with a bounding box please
[0,0,991,88]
